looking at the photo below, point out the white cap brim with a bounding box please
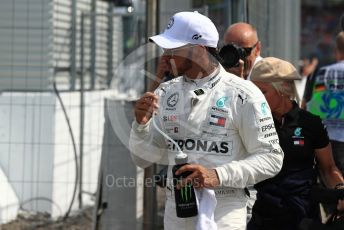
[149,34,188,49]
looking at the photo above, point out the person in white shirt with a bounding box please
[305,31,344,177]
[129,11,284,230]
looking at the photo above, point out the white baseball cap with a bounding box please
[149,11,219,49]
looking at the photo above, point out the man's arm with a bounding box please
[215,94,284,188]
[129,92,167,168]
[302,68,319,109]
[148,56,173,92]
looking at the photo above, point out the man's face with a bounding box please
[242,41,260,78]
[223,30,260,79]
[162,45,204,78]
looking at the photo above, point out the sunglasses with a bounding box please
[242,41,259,55]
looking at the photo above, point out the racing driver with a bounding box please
[129,11,284,230]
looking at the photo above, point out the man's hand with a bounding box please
[224,59,244,79]
[156,55,172,78]
[175,164,220,189]
[301,57,318,77]
[337,199,344,212]
[336,184,344,212]
[134,92,159,124]
[149,55,172,92]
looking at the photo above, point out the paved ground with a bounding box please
[1,207,93,230]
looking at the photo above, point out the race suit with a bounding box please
[129,66,284,230]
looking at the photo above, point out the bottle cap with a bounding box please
[174,151,188,165]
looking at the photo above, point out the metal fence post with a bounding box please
[143,0,159,229]
[90,0,97,89]
[70,0,77,90]
[107,3,114,87]
[79,12,85,210]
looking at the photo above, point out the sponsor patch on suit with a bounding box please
[209,114,226,127]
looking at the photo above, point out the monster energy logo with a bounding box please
[180,183,193,202]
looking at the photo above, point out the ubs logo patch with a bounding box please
[167,92,179,107]
[163,115,177,122]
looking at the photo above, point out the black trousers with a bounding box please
[247,211,299,230]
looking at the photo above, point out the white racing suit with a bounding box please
[129,66,283,230]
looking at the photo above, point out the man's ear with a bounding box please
[255,41,261,56]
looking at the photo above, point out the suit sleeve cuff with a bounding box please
[132,119,151,133]
[215,166,230,187]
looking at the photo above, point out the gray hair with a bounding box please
[271,80,300,104]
